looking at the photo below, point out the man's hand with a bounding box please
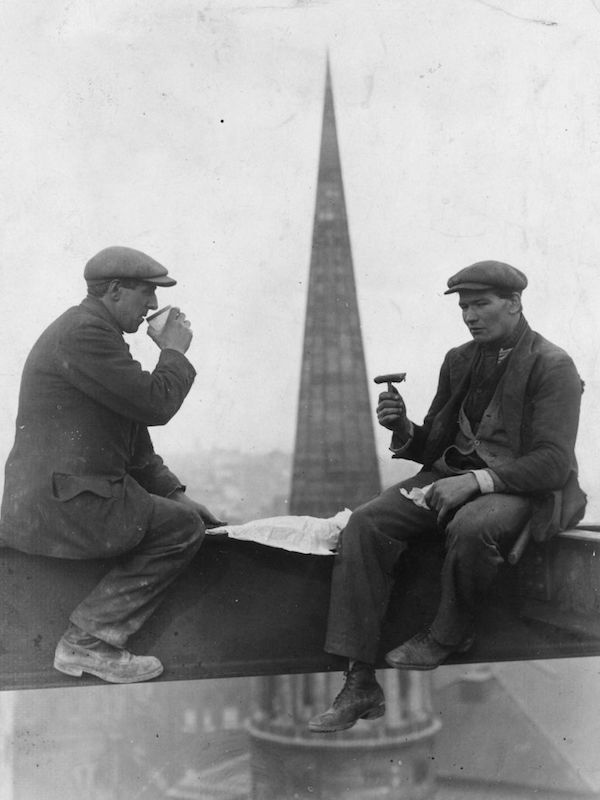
[147,307,193,354]
[427,474,479,525]
[169,490,226,529]
[376,389,411,437]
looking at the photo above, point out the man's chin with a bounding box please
[124,320,143,334]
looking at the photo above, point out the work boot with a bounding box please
[385,628,475,671]
[54,632,164,684]
[308,662,385,733]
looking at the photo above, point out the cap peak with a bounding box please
[84,246,176,287]
[445,260,527,295]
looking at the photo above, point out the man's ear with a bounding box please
[508,292,522,315]
[106,279,122,300]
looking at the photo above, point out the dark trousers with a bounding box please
[324,470,531,664]
[70,495,205,647]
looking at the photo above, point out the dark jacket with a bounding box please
[396,323,587,541]
[0,297,196,558]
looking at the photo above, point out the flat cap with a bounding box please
[445,260,527,295]
[84,246,176,287]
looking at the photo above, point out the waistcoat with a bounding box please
[455,378,514,467]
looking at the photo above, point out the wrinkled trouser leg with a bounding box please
[70,495,205,647]
[430,493,531,646]
[325,472,440,664]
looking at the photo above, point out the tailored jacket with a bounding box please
[0,297,196,559]
[396,323,587,541]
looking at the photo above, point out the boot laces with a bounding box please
[332,665,374,707]
[412,628,433,644]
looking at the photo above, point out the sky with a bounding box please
[1,0,600,516]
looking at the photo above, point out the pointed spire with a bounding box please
[289,60,380,517]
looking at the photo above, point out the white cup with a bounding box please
[146,305,172,333]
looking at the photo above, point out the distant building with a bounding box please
[433,660,600,798]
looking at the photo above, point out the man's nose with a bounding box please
[464,308,478,323]
[148,295,158,310]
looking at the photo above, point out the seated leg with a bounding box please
[432,492,532,643]
[324,472,440,664]
[55,496,204,684]
[386,492,531,670]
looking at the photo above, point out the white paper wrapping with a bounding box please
[399,483,433,509]
[208,508,352,556]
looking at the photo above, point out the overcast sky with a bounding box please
[1,0,600,517]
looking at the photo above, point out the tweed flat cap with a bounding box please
[84,246,176,287]
[445,260,527,295]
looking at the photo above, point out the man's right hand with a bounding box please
[147,307,193,354]
[376,389,411,436]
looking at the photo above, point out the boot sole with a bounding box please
[385,658,439,671]
[54,658,164,684]
[308,703,385,733]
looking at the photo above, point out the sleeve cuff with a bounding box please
[470,469,496,494]
[389,421,414,454]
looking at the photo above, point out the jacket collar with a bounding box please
[80,296,123,334]
[454,316,530,366]
[500,320,536,451]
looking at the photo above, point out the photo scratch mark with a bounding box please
[225,0,332,12]
[275,113,297,128]
[474,0,558,26]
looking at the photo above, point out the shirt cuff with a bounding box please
[470,469,496,494]
[389,421,414,454]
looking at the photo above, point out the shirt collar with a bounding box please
[480,315,528,359]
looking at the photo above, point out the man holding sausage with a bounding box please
[309,260,586,733]
[0,246,222,683]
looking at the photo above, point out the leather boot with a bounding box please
[54,631,164,684]
[385,628,475,671]
[308,662,385,733]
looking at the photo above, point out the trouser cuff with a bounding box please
[325,637,377,665]
[69,613,128,648]
[429,617,473,648]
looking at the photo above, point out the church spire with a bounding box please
[289,58,380,516]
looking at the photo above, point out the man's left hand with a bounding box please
[170,490,226,529]
[427,474,479,525]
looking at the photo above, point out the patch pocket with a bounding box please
[52,473,115,501]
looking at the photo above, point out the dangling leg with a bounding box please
[310,473,439,732]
